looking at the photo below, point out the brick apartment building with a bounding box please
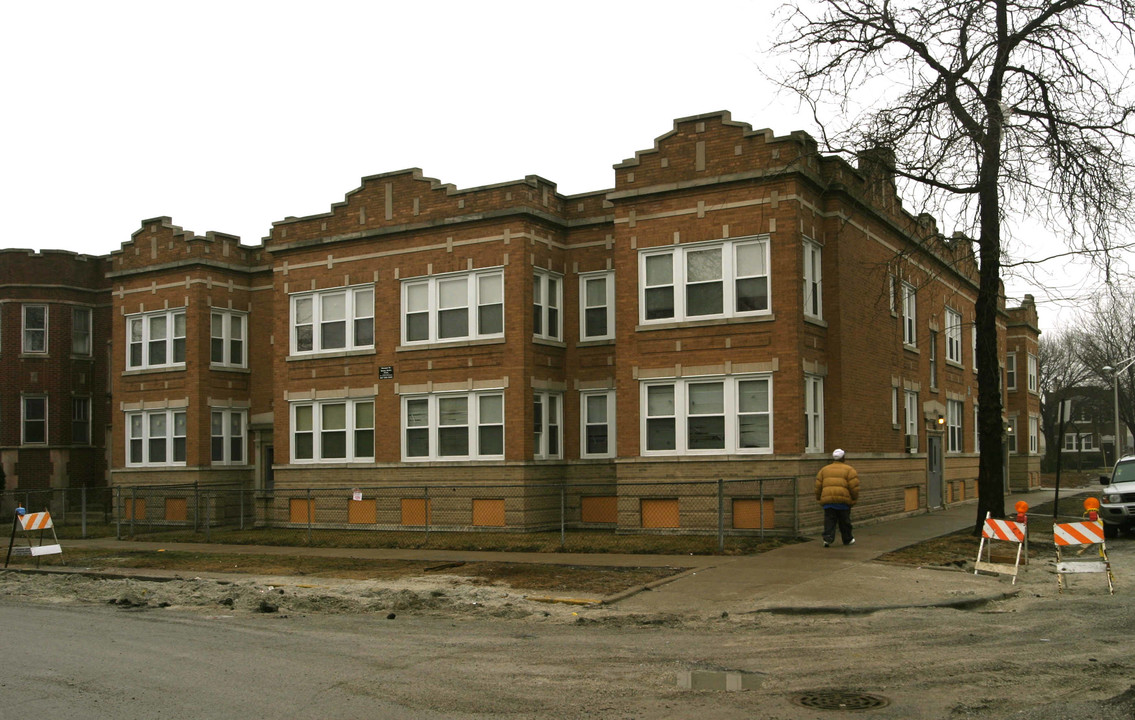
[1005,295,1044,489]
[5,111,1041,533]
[0,250,111,492]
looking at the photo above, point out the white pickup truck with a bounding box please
[1100,456,1135,538]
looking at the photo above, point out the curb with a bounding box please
[600,565,710,605]
[749,590,1020,616]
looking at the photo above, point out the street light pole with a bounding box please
[1103,355,1135,462]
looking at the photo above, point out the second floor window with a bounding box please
[127,309,186,370]
[403,269,503,345]
[803,240,822,319]
[72,307,92,355]
[211,311,247,367]
[1006,353,1017,390]
[902,284,917,346]
[579,271,614,341]
[23,305,47,354]
[533,270,562,341]
[945,308,962,364]
[1028,354,1038,393]
[291,285,374,355]
[640,237,770,324]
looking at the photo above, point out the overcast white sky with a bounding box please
[0,0,1093,331]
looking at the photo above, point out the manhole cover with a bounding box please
[791,690,891,711]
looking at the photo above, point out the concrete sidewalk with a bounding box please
[55,488,1071,616]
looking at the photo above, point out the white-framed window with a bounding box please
[891,387,899,427]
[1027,354,1038,393]
[72,397,90,445]
[72,307,92,355]
[902,283,917,346]
[803,240,822,319]
[579,271,614,341]
[22,395,47,444]
[904,391,919,452]
[402,390,504,461]
[402,269,503,345]
[533,270,562,341]
[974,404,980,452]
[580,389,615,458]
[640,236,770,324]
[888,274,896,312]
[972,325,978,373]
[291,285,373,355]
[1028,415,1039,454]
[1081,433,1095,451]
[1008,413,1018,454]
[929,330,939,388]
[23,305,47,354]
[805,375,824,452]
[211,409,247,465]
[1006,353,1017,390]
[533,391,563,459]
[947,399,964,453]
[127,309,186,370]
[127,409,187,466]
[1065,433,1095,452]
[642,375,772,455]
[945,308,962,364]
[292,398,374,463]
[1063,433,1077,451]
[211,310,247,368]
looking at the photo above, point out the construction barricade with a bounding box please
[1054,518,1114,594]
[5,507,65,568]
[974,511,1027,584]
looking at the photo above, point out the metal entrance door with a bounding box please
[927,436,944,509]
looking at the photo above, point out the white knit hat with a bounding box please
[832,448,845,460]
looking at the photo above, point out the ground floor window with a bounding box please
[641,375,772,455]
[402,391,504,461]
[212,409,248,465]
[292,399,374,463]
[127,408,187,466]
[580,390,615,458]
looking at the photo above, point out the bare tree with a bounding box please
[770,0,1135,529]
[1037,329,1093,467]
[1075,290,1135,455]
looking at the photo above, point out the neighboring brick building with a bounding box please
[1005,294,1043,489]
[10,111,1041,533]
[0,250,111,492]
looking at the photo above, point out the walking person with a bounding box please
[816,448,859,547]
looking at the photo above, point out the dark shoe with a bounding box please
[822,540,831,547]
[845,538,856,546]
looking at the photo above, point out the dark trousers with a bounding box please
[822,506,854,544]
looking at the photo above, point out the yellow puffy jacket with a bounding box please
[815,462,860,506]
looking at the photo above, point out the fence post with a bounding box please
[240,487,245,531]
[129,486,136,540]
[115,486,121,540]
[560,483,566,548]
[306,488,313,546]
[424,486,430,543]
[81,486,87,539]
[194,482,200,533]
[205,492,211,543]
[717,479,725,553]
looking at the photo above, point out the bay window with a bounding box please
[291,285,374,355]
[402,391,504,461]
[291,398,374,463]
[402,269,503,344]
[642,375,772,455]
[640,236,770,324]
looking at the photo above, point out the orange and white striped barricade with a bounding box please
[1053,520,1114,594]
[5,509,65,568]
[974,513,1027,584]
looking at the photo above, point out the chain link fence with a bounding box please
[99,477,799,551]
[1,487,116,539]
